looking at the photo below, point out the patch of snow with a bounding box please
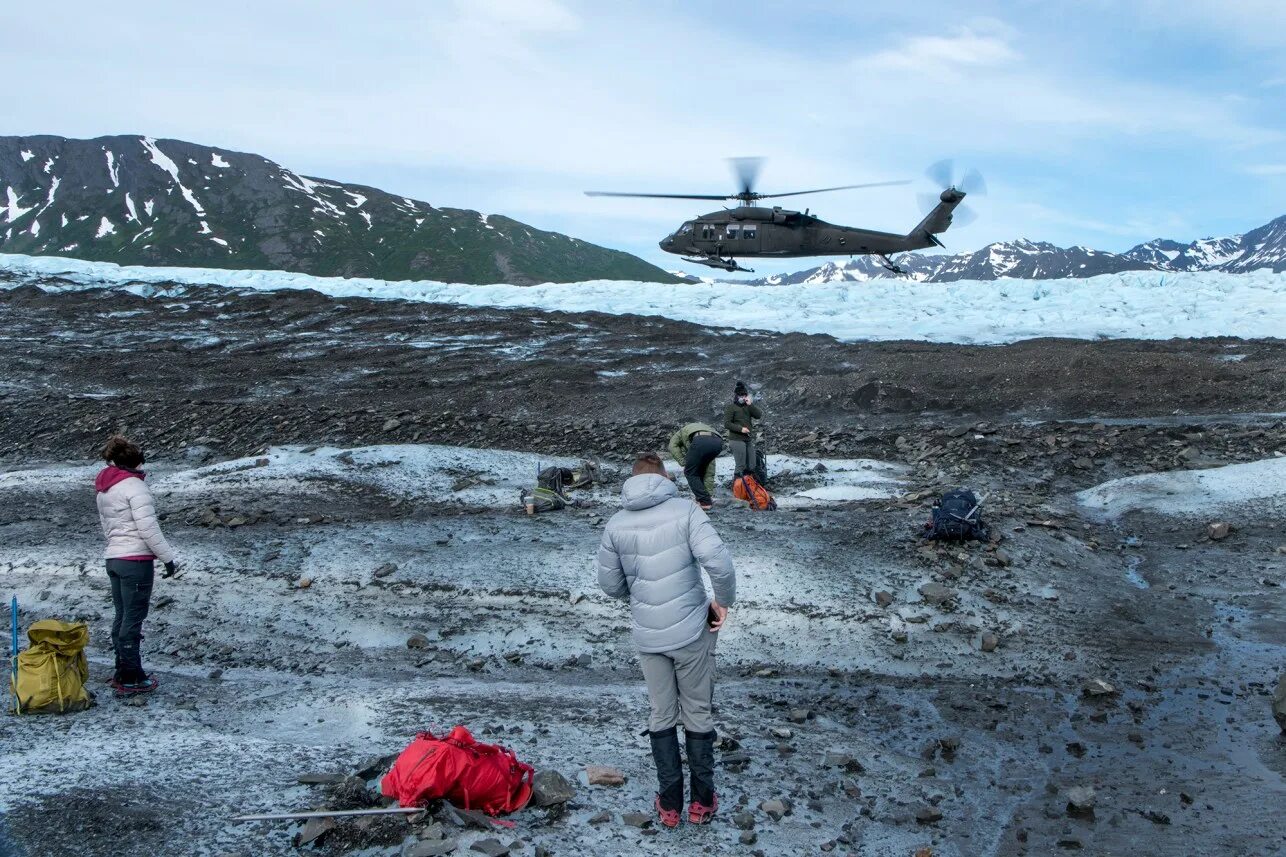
[2,255,1285,344]
[59,243,78,251]
[124,193,139,223]
[1077,457,1286,518]
[345,192,367,209]
[211,153,230,168]
[4,187,34,223]
[20,150,34,162]
[94,217,115,238]
[28,220,39,237]
[211,237,229,247]
[198,221,212,235]
[661,455,906,508]
[42,158,54,174]
[144,199,155,217]
[140,136,205,216]
[104,150,120,187]
[60,214,68,228]
[31,175,60,221]
[359,210,372,229]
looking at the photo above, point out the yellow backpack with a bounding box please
[11,619,95,714]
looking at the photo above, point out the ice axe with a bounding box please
[10,595,19,715]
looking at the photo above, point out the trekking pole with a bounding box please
[230,806,423,823]
[10,595,18,715]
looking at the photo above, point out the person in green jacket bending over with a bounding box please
[668,422,723,510]
[724,381,762,480]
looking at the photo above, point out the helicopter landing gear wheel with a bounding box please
[877,253,907,275]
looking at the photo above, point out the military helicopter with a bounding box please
[586,158,984,274]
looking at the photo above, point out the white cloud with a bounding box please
[856,25,1019,79]
[1245,164,1286,176]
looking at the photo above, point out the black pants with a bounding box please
[684,434,724,505]
[107,559,154,683]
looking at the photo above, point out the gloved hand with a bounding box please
[162,561,178,579]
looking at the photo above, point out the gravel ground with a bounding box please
[0,277,1283,857]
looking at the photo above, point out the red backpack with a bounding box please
[733,474,777,510]
[380,726,535,816]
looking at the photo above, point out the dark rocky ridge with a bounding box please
[0,134,679,285]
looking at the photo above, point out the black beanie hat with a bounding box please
[734,380,748,398]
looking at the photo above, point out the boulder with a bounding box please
[1082,678,1117,697]
[530,770,576,807]
[915,805,943,824]
[919,582,955,606]
[1066,785,1097,814]
[585,766,626,787]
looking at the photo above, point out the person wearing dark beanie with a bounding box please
[724,381,763,479]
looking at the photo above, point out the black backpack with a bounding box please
[925,488,989,541]
[752,441,769,487]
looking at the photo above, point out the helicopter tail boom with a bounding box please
[905,188,967,249]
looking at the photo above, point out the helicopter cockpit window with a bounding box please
[699,223,716,240]
[725,224,741,239]
[679,222,694,235]
[742,224,757,239]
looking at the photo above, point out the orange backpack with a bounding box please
[733,474,777,510]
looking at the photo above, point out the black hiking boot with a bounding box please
[114,675,158,698]
[650,727,684,827]
[685,729,718,824]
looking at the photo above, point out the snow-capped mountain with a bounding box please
[751,214,1286,284]
[754,240,1151,284]
[0,134,678,285]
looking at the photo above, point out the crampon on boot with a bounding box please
[685,729,718,824]
[650,727,684,827]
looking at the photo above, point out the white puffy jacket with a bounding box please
[598,474,735,653]
[95,469,176,563]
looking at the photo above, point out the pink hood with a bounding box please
[95,465,144,493]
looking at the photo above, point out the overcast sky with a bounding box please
[4,0,1285,275]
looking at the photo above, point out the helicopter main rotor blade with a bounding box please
[584,191,729,200]
[729,156,764,196]
[757,180,910,200]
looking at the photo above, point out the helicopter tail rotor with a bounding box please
[919,160,986,235]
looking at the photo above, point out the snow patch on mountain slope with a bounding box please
[104,150,119,187]
[140,136,205,217]
[1,253,1283,345]
[5,187,33,223]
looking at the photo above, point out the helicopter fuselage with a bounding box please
[659,194,963,264]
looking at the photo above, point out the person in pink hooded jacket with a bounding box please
[95,435,177,696]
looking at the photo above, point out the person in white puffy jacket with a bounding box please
[598,452,735,829]
[94,435,177,697]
